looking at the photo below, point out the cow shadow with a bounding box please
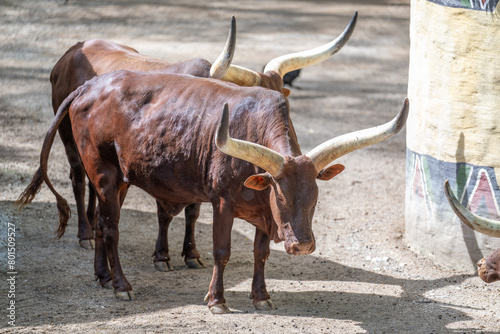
[2,200,493,332]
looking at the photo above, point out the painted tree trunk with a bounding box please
[406,0,500,272]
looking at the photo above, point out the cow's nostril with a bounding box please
[289,241,315,255]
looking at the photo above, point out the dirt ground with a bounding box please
[1,0,499,333]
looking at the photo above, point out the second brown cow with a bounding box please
[38,13,357,275]
[45,18,238,271]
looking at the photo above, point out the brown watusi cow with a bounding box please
[35,18,238,272]
[19,66,408,313]
[17,12,357,271]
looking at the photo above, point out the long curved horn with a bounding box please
[210,16,237,79]
[263,11,358,78]
[218,11,357,87]
[307,98,409,173]
[219,64,261,87]
[444,180,500,237]
[215,104,285,177]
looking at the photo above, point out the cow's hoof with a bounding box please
[95,275,113,289]
[254,299,274,311]
[154,260,172,272]
[102,280,113,289]
[185,257,206,269]
[209,303,230,314]
[79,239,95,250]
[115,290,134,301]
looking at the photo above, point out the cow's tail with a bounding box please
[15,90,78,238]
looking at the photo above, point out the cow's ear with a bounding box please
[317,164,345,181]
[244,173,272,190]
[282,88,291,97]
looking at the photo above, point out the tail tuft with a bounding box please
[55,196,71,239]
[15,167,44,210]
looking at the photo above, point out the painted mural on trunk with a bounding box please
[427,0,499,11]
[407,149,500,224]
[406,0,500,271]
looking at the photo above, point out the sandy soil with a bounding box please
[1,0,499,333]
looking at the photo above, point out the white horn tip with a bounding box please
[210,17,237,79]
[394,98,410,133]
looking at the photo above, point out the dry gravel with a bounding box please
[1,0,499,333]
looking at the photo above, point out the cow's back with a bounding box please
[50,39,213,114]
[50,41,96,113]
[68,71,292,203]
[50,40,161,112]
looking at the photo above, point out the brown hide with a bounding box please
[29,68,409,312]
[50,39,213,110]
[48,39,286,248]
[49,39,211,267]
[258,71,289,95]
[49,70,316,310]
[69,72,303,224]
[478,248,500,283]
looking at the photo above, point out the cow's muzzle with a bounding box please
[287,239,316,255]
[477,258,500,283]
[283,233,315,255]
[279,223,316,255]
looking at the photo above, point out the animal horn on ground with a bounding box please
[215,103,285,177]
[263,11,358,78]
[210,16,237,79]
[444,180,500,237]
[307,98,409,173]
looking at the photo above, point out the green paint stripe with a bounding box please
[422,156,434,202]
[456,164,472,199]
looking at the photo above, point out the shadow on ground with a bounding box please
[1,200,486,333]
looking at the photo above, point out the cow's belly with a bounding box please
[125,161,210,205]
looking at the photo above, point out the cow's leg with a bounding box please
[182,203,205,269]
[153,201,174,272]
[205,199,234,314]
[98,184,134,301]
[153,203,204,271]
[69,165,95,249]
[86,157,133,300]
[117,185,130,208]
[86,184,97,231]
[94,185,130,288]
[58,119,94,249]
[251,228,273,310]
[94,207,112,289]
